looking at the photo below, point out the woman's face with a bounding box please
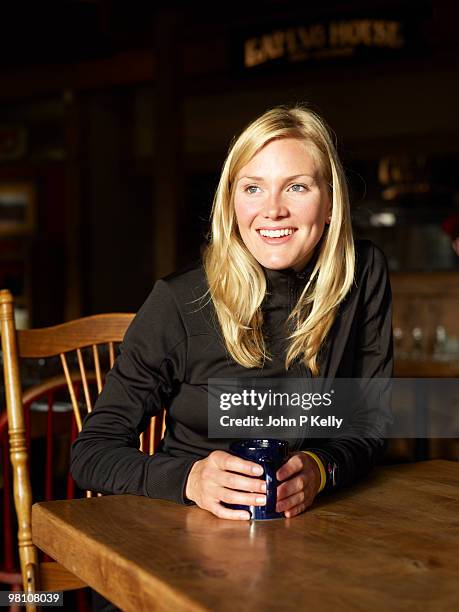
[234,137,331,271]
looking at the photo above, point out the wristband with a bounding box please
[302,451,326,493]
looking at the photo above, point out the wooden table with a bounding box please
[32,460,459,611]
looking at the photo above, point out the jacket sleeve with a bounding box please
[70,279,197,504]
[306,243,394,491]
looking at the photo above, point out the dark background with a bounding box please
[0,0,457,326]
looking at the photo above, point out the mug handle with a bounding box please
[262,461,277,514]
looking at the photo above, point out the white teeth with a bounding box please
[258,228,294,238]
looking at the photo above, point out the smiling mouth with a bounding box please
[257,228,296,238]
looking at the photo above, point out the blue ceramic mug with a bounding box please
[228,439,290,520]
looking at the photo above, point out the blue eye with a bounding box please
[245,185,260,194]
[290,184,306,192]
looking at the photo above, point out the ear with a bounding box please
[325,198,332,225]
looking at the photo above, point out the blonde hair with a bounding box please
[202,105,355,376]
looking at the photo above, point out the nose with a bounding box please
[262,191,288,219]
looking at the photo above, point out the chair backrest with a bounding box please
[0,288,165,597]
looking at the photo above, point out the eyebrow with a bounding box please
[237,174,315,182]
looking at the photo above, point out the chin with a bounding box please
[259,257,296,270]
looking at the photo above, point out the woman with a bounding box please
[71,105,393,520]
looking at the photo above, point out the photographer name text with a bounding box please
[220,415,343,429]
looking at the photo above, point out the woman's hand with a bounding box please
[275,452,321,518]
[185,450,267,520]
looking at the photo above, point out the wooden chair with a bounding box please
[0,289,165,609]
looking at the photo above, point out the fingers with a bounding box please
[209,503,251,521]
[276,453,304,481]
[283,479,317,518]
[284,502,310,519]
[275,452,321,518]
[212,450,264,477]
[185,451,267,521]
[211,450,266,496]
[214,469,266,494]
[219,487,266,506]
[276,472,307,503]
[213,452,267,505]
[276,482,316,516]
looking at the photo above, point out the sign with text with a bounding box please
[236,11,431,71]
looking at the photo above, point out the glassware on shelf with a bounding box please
[432,325,459,361]
[393,326,406,359]
[433,325,448,361]
[410,326,425,360]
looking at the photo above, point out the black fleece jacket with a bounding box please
[70,239,393,503]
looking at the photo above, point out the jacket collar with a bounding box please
[263,244,321,293]
[260,245,322,311]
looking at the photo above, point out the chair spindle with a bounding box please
[59,354,82,431]
[108,342,115,369]
[45,391,54,502]
[76,349,92,414]
[92,345,103,394]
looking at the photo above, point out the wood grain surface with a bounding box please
[17,312,134,357]
[32,460,459,612]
